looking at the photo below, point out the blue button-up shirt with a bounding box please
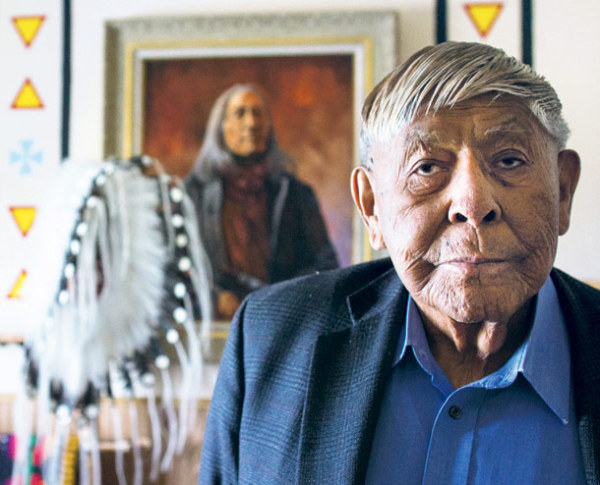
[366,277,587,484]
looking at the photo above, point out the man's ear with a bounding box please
[557,149,581,235]
[350,166,386,250]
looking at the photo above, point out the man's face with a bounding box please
[222,90,271,158]
[353,95,579,324]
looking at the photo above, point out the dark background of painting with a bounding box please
[142,55,355,266]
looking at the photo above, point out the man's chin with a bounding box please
[420,281,527,324]
[442,304,510,325]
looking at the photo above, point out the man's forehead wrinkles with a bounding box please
[401,122,468,155]
[479,120,536,152]
[405,114,532,144]
[402,126,441,148]
[482,117,530,136]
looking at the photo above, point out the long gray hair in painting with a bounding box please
[360,41,570,166]
[190,83,292,181]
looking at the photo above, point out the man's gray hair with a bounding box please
[360,41,570,167]
[189,83,292,180]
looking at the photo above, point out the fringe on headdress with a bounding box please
[14,156,212,485]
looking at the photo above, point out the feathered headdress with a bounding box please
[15,156,212,485]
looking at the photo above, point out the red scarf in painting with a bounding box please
[221,161,270,283]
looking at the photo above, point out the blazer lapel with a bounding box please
[298,270,408,484]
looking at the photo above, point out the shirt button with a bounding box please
[448,405,462,420]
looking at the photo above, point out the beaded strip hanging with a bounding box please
[14,156,212,485]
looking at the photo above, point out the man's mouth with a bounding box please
[433,257,522,278]
[440,257,509,265]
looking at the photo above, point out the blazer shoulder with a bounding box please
[242,258,396,334]
[250,258,395,302]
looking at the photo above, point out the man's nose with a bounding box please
[447,152,501,228]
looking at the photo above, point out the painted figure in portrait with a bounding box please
[184,84,339,319]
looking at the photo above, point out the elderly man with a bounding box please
[199,43,599,484]
[184,84,338,319]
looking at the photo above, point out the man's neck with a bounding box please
[419,299,536,389]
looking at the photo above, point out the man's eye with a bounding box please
[498,157,525,170]
[407,161,447,195]
[415,162,441,175]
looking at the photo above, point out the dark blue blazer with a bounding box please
[199,258,600,484]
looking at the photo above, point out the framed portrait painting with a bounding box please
[104,11,398,360]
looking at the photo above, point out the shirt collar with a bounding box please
[395,296,428,365]
[520,277,572,424]
[395,277,571,423]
